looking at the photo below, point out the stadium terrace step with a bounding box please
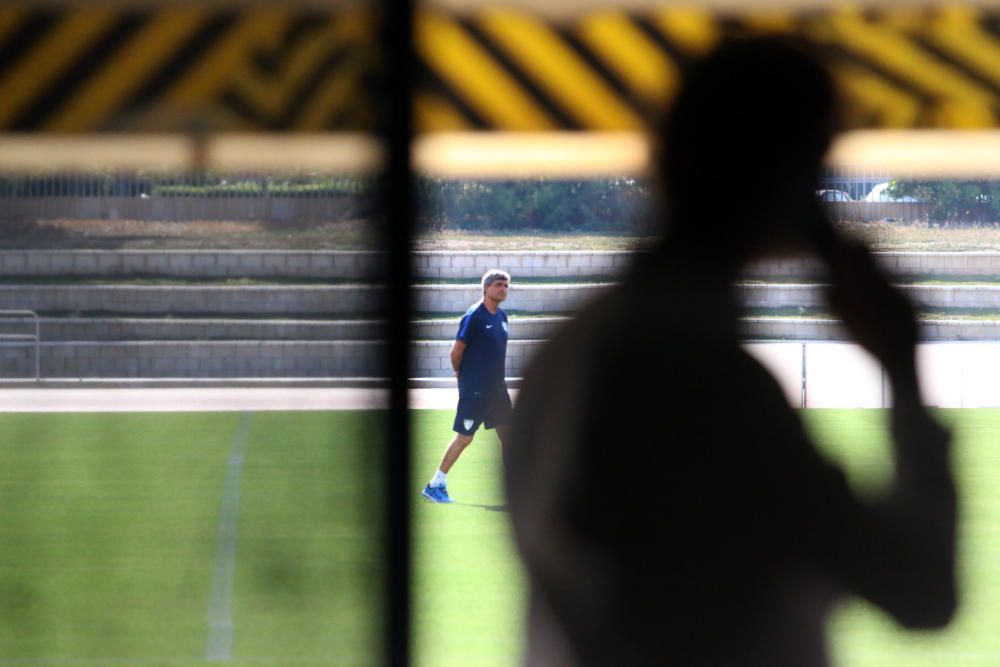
[738,283,1000,310]
[0,339,544,380]
[413,250,634,279]
[3,249,1000,282]
[0,340,384,379]
[744,252,1000,281]
[0,250,382,280]
[4,249,1000,383]
[412,316,565,340]
[4,313,996,347]
[0,284,384,316]
[3,315,552,343]
[32,317,386,342]
[414,282,614,314]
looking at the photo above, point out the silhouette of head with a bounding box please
[658,37,838,260]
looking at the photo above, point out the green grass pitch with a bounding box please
[1,408,999,665]
[0,411,383,666]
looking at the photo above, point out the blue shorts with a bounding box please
[453,387,512,436]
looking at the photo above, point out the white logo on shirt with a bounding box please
[486,324,494,329]
[502,321,508,333]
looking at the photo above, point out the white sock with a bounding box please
[430,469,447,488]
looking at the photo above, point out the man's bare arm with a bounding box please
[450,340,466,376]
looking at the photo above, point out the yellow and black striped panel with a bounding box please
[415,6,1000,132]
[4,5,1000,133]
[0,6,377,132]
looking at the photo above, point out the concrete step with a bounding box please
[0,314,556,342]
[1,309,998,346]
[0,284,384,316]
[414,282,613,314]
[0,340,383,379]
[412,316,564,341]
[738,283,1000,310]
[0,339,543,380]
[27,317,386,341]
[4,316,1000,381]
[4,249,1000,282]
[0,250,381,280]
[7,279,1000,318]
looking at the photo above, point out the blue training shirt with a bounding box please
[456,301,509,393]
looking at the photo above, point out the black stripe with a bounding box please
[910,33,1000,96]
[279,45,364,129]
[807,37,940,126]
[121,12,239,120]
[630,15,699,71]
[218,38,365,130]
[558,26,654,125]
[331,88,374,131]
[0,10,60,82]
[249,13,323,76]
[459,17,578,129]
[10,12,147,131]
[416,57,490,129]
[984,13,1000,38]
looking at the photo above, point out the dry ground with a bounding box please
[5,217,1000,251]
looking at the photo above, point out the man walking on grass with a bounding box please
[422,269,512,504]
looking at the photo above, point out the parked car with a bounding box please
[863,182,922,203]
[815,189,852,202]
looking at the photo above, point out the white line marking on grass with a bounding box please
[0,388,388,412]
[204,412,252,662]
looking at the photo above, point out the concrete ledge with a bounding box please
[0,377,391,389]
[0,284,384,315]
[0,250,382,280]
[414,283,613,314]
[737,283,1000,310]
[34,317,386,341]
[3,249,1000,282]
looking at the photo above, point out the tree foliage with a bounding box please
[416,178,652,233]
[888,180,1000,223]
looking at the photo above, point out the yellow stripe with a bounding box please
[652,7,719,55]
[415,92,473,132]
[832,64,920,128]
[576,10,678,108]
[478,9,642,130]
[740,12,798,34]
[925,6,1000,90]
[235,12,372,121]
[292,51,369,131]
[878,7,928,33]
[0,8,117,126]
[163,7,291,110]
[824,8,995,108]
[0,7,27,44]
[417,13,556,130]
[44,9,208,132]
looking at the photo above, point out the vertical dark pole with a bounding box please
[381,0,413,665]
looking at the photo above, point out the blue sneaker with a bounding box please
[421,484,454,503]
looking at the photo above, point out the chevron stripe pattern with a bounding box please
[0,6,377,132]
[416,6,1000,131]
[3,6,1000,132]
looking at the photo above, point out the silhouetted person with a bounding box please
[505,37,957,667]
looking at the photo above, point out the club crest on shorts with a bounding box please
[463,419,474,430]
[502,321,508,333]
